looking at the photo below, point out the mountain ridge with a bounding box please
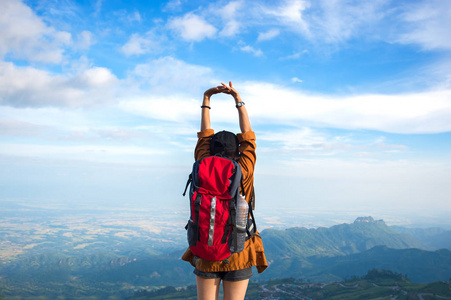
[1,215,450,298]
[260,216,424,259]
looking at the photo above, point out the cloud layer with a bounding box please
[1,0,451,214]
[1,0,71,63]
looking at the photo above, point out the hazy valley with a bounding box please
[1,201,450,299]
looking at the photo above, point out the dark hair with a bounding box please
[210,131,239,160]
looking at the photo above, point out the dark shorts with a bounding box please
[194,267,253,282]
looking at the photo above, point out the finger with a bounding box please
[214,86,226,91]
[229,81,233,88]
[221,83,231,91]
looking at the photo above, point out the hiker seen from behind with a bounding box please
[182,81,268,300]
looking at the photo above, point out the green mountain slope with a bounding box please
[311,246,451,283]
[259,246,451,283]
[127,269,451,300]
[391,225,451,250]
[261,216,422,259]
[1,216,450,299]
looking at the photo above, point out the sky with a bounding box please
[1,0,451,225]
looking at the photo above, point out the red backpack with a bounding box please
[183,156,256,262]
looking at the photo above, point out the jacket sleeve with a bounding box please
[194,129,214,161]
[237,131,256,200]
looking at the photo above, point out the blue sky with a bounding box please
[1,0,451,223]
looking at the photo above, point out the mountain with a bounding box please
[2,247,450,299]
[259,246,451,283]
[1,216,450,299]
[257,216,451,283]
[315,246,451,283]
[261,216,422,259]
[0,251,195,299]
[391,225,451,250]
[128,269,451,300]
[0,250,194,287]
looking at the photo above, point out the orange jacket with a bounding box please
[182,129,268,273]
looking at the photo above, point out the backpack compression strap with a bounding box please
[192,193,201,245]
[246,199,257,238]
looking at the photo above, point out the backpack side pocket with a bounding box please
[186,219,198,247]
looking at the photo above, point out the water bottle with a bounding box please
[235,194,248,252]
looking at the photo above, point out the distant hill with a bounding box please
[128,269,451,300]
[318,246,451,283]
[261,216,422,259]
[261,246,451,283]
[0,250,195,299]
[258,216,451,283]
[1,216,450,299]
[391,225,451,250]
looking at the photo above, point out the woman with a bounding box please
[182,82,267,300]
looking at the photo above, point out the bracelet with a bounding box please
[201,105,211,109]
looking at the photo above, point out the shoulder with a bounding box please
[197,129,215,139]
[195,129,214,161]
[237,131,256,143]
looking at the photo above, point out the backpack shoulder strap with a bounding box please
[182,174,192,196]
[182,157,205,196]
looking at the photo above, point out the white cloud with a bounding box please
[0,0,71,63]
[313,0,387,43]
[129,11,142,23]
[220,0,244,18]
[279,50,309,60]
[0,103,168,152]
[220,19,241,37]
[0,118,151,142]
[396,0,451,50]
[128,0,451,52]
[116,77,451,134]
[259,0,450,50]
[126,56,215,93]
[0,119,48,137]
[0,61,119,107]
[241,82,451,134]
[291,77,303,83]
[258,127,408,157]
[94,0,103,16]
[240,45,263,57]
[259,127,339,155]
[0,143,163,161]
[251,0,389,45]
[118,57,221,124]
[163,0,184,12]
[264,0,310,36]
[257,28,280,42]
[121,34,150,56]
[265,156,451,209]
[75,31,94,51]
[75,67,118,88]
[119,95,199,123]
[218,1,244,37]
[121,30,169,56]
[0,106,91,129]
[167,13,217,41]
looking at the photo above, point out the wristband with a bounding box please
[201,105,211,109]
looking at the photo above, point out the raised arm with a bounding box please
[201,85,228,131]
[200,91,211,132]
[221,81,252,133]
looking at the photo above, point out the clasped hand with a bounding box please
[204,81,239,100]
